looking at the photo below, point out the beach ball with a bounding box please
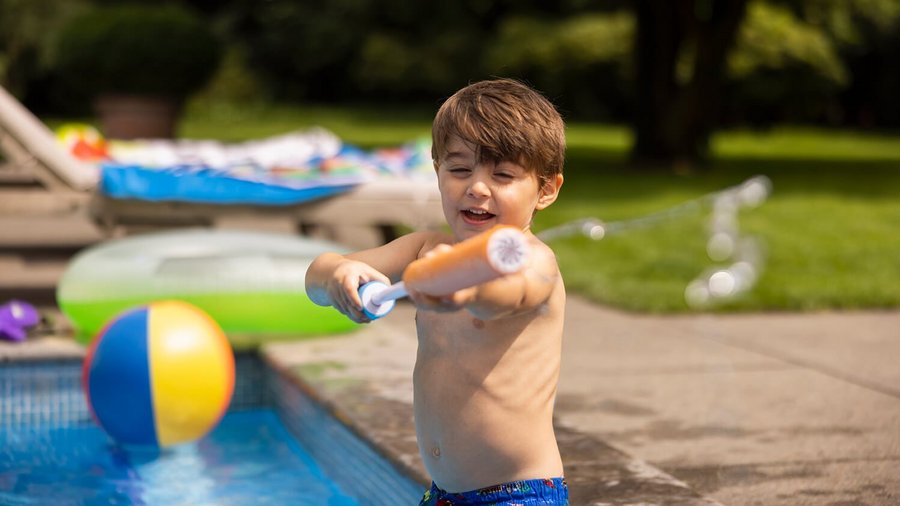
[83,300,235,447]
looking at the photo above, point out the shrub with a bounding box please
[54,4,221,99]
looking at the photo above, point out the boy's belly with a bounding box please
[413,369,563,492]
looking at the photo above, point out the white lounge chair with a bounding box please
[0,84,444,249]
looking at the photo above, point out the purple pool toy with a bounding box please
[0,300,40,342]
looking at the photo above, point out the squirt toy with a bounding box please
[0,300,40,342]
[357,225,531,320]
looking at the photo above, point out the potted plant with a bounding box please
[55,4,221,139]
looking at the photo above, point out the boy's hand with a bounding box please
[328,260,391,323]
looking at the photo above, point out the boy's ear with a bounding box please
[536,173,564,210]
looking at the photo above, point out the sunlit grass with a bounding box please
[180,101,434,146]
[174,104,900,312]
[714,126,900,161]
[539,163,900,312]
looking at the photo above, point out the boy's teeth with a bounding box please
[463,208,494,222]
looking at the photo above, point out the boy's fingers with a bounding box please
[449,287,476,306]
[342,278,364,308]
[335,299,368,323]
[370,271,392,285]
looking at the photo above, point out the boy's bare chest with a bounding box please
[415,310,522,355]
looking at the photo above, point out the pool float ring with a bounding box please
[58,229,358,343]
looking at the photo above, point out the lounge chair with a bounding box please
[0,84,443,302]
[0,84,444,250]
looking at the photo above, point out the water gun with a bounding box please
[357,225,530,320]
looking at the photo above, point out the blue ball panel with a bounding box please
[88,307,158,446]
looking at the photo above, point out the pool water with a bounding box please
[0,357,423,505]
[2,410,357,505]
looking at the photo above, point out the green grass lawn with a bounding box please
[179,103,900,313]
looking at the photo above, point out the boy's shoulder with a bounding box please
[405,229,456,258]
[527,234,560,271]
[421,229,457,249]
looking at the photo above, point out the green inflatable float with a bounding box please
[57,229,358,343]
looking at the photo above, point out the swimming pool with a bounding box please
[0,354,424,505]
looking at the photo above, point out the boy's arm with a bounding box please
[410,236,560,320]
[305,231,443,321]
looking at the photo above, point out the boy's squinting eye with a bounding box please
[448,167,471,175]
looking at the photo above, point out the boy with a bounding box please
[305,78,567,505]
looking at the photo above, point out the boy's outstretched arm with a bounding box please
[409,236,560,321]
[305,231,440,322]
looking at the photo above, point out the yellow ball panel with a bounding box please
[148,301,235,446]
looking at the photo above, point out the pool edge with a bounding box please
[261,344,430,488]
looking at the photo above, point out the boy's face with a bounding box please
[436,135,562,240]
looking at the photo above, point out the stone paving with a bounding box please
[262,298,900,506]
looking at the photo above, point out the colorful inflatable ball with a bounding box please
[82,301,235,447]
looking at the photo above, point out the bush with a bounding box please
[233,0,491,102]
[54,4,221,99]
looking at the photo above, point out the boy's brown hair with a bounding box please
[431,78,565,186]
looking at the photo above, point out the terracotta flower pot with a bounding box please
[93,94,181,140]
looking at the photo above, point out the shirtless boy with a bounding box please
[305,78,568,505]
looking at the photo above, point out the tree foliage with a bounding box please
[725,0,900,126]
[485,12,634,119]
[230,0,510,101]
[2,0,897,156]
[0,0,90,98]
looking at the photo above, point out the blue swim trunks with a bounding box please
[418,477,568,505]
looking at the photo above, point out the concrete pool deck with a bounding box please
[3,300,898,505]
[262,298,900,506]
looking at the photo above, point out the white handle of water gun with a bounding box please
[358,280,407,319]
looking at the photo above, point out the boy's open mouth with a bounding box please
[462,208,495,223]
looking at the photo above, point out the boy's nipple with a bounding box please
[472,318,484,329]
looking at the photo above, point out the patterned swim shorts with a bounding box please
[418,477,568,505]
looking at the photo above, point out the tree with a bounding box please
[0,0,90,99]
[631,0,749,167]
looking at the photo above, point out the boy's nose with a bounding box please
[466,179,490,198]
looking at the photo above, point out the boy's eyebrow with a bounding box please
[442,151,472,161]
